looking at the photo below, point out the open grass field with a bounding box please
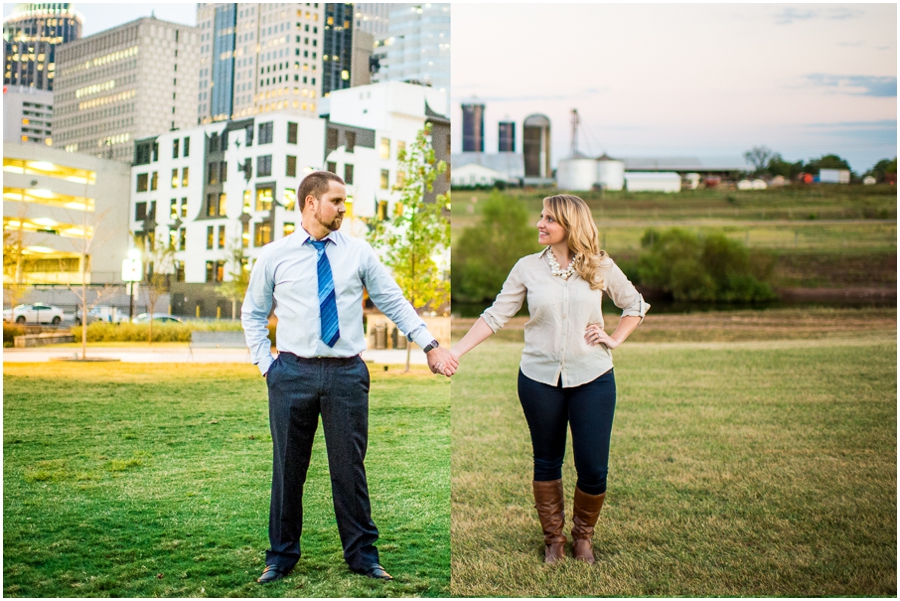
[452,186,897,290]
[450,309,896,597]
[3,363,450,598]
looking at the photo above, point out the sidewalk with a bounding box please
[2,346,429,365]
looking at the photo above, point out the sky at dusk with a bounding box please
[451,3,897,172]
[5,2,896,172]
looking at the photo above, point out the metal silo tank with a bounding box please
[596,156,625,191]
[523,114,551,178]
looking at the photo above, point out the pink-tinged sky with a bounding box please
[450,3,897,172]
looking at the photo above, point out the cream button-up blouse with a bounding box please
[481,248,649,388]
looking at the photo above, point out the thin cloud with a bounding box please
[803,74,897,97]
[774,6,865,25]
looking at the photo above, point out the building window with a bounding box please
[257,155,272,177]
[206,226,214,249]
[258,121,274,144]
[135,202,147,221]
[286,155,297,177]
[218,225,226,249]
[181,197,188,218]
[182,167,189,186]
[396,170,405,188]
[208,162,218,184]
[183,136,190,157]
[326,161,337,174]
[179,228,186,251]
[206,260,225,282]
[218,193,227,216]
[344,164,354,185]
[397,140,406,159]
[175,260,185,282]
[379,137,390,159]
[171,168,179,188]
[283,222,295,237]
[136,173,148,192]
[283,188,297,210]
[256,186,273,212]
[220,161,228,183]
[380,169,389,190]
[173,138,180,158]
[242,220,250,248]
[326,128,338,151]
[150,171,158,191]
[254,221,272,246]
[245,124,254,147]
[170,198,178,219]
[346,131,356,153]
[243,189,252,213]
[287,122,298,144]
[377,200,388,220]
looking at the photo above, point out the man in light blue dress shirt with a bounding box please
[242,171,457,584]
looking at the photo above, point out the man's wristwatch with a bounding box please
[423,340,439,353]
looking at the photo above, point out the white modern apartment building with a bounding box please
[3,85,54,145]
[324,80,449,219]
[354,3,402,37]
[129,81,448,288]
[3,141,131,285]
[372,3,450,115]
[52,17,200,163]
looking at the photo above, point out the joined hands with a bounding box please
[426,346,459,377]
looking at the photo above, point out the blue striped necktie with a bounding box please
[309,239,340,348]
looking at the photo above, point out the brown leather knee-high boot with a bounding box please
[532,480,567,563]
[571,486,605,563]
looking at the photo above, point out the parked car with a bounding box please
[4,303,64,325]
[134,313,184,324]
[75,308,102,325]
[76,306,130,325]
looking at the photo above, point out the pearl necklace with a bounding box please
[546,249,579,280]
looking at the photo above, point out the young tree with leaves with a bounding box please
[216,239,251,320]
[368,122,450,371]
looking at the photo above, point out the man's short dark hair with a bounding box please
[299,171,345,210]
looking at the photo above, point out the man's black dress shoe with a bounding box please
[257,565,290,583]
[359,564,393,580]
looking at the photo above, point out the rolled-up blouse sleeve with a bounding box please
[480,260,527,333]
[603,259,650,323]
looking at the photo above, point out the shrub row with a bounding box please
[72,320,275,344]
[4,324,25,348]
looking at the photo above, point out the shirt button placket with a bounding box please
[560,278,569,384]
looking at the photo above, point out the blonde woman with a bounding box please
[451,194,649,564]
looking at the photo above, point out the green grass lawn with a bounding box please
[450,326,896,596]
[4,363,450,598]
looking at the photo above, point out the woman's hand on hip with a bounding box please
[585,323,619,349]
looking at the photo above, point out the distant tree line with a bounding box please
[452,193,775,304]
[743,146,897,182]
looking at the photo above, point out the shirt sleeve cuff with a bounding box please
[409,326,436,350]
[480,310,502,333]
[256,354,274,376]
[621,296,650,325]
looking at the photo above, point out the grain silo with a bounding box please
[596,154,625,191]
[523,114,551,179]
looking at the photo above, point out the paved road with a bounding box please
[3,346,429,365]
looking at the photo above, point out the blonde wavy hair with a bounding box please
[543,194,609,290]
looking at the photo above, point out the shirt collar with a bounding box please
[297,223,338,247]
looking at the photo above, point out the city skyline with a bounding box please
[451,3,897,173]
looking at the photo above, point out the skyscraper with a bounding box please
[322,4,351,97]
[461,102,484,153]
[3,2,82,91]
[53,17,200,162]
[371,3,449,114]
[353,3,400,38]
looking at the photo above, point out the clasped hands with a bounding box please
[427,347,459,377]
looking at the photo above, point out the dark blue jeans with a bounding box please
[265,353,379,572]
[517,369,617,495]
